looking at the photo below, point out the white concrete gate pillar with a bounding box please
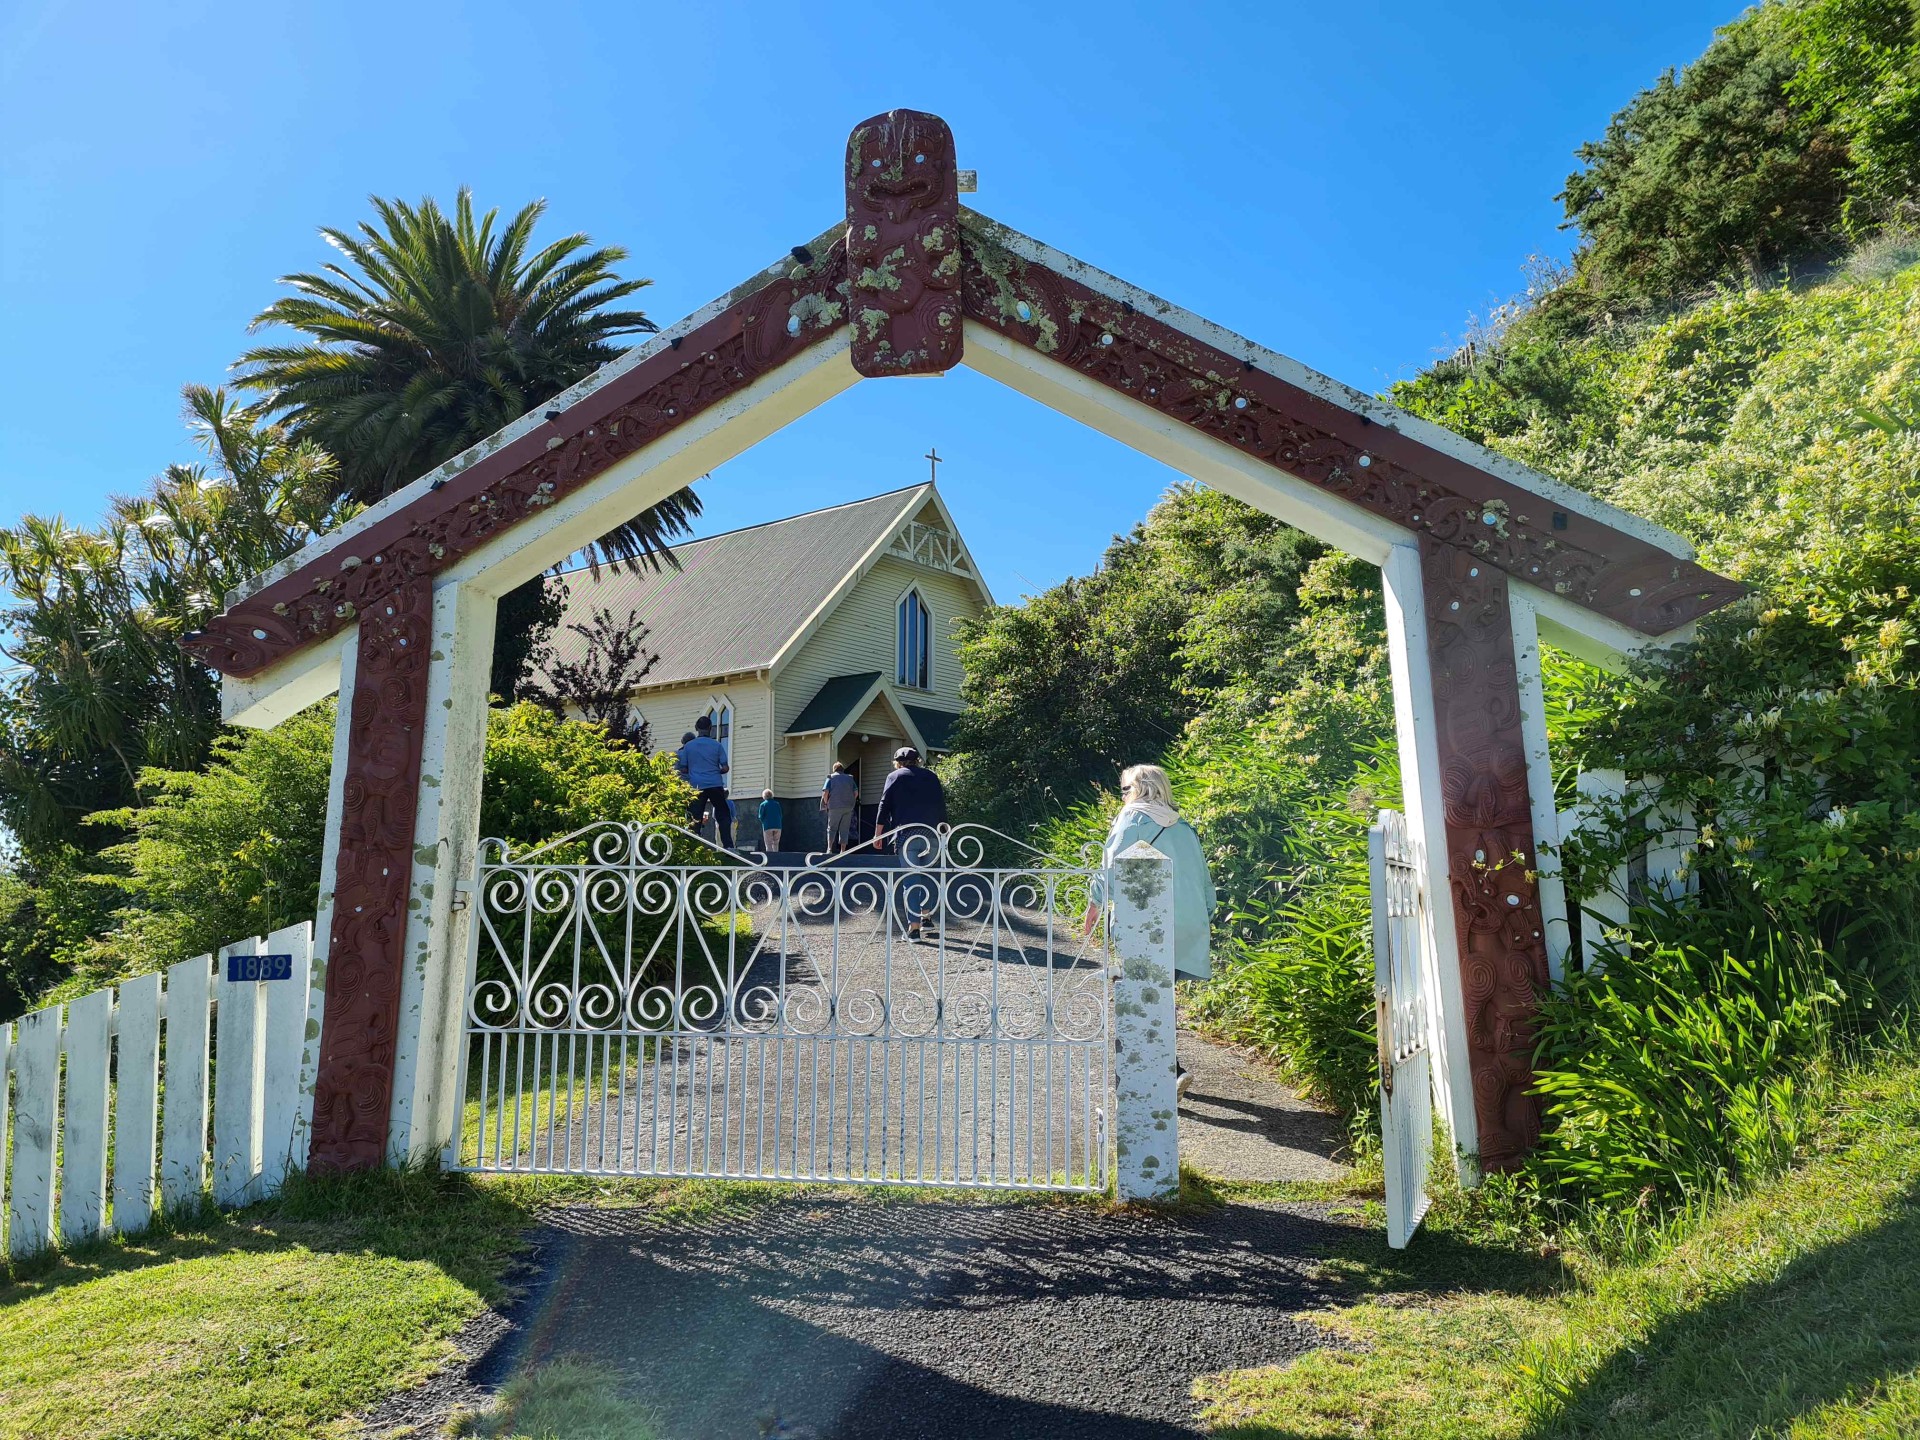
[1110,841,1180,1202]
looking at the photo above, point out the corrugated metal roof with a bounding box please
[787,672,884,735]
[903,704,960,752]
[545,488,923,690]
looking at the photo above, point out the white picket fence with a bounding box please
[1554,768,1698,968]
[0,922,321,1261]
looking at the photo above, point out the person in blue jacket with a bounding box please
[675,715,733,849]
[1082,763,1217,1097]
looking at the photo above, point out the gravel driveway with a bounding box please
[365,1194,1351,1439]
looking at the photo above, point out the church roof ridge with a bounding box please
[550,482,934,578]
[544,484,946,693]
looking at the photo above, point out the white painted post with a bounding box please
[212,937,266,1206]
[1508,593,1571,983]
[59,988,112,1247]
[7,1005,60,1258]
[0,1021,12,1242]
[1575,769,1632,946]
[1110,840,1179,1203]
[160,953,213,1212]
[292,646,358,1176]
[1641,779,1697,902]
[258,922,315,1195]
[1380,542,1481,1181]
[112,972,163,1235]
[388,578,497,1168]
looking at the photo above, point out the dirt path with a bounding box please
[1176,1029,1349,1183]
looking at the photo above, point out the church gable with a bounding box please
[540,486,925,691]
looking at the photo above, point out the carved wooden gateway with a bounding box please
[188,110,1740,1179]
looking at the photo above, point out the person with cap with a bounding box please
[872,747,947,940]
[675,716,734,850]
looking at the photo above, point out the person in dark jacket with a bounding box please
[872,747,947,940]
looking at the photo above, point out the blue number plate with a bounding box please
[226,952,295,983]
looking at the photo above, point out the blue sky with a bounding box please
[1,0,1741,601]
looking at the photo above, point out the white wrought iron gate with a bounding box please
[1368,808,1433,1248]
[449,822,1111,1192]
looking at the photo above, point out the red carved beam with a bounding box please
[181,245,852,680]
[958,222,1744,637]
[307,578,433,1172]
[846,109,963,376]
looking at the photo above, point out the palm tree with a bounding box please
[235,189,701,573]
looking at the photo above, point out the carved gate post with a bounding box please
[306,581,434,1173]
[1384,540,1557,1177]
[387,580,496,1166]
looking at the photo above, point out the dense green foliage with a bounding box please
[945,7,1920,1225]
[476,702,688,846]
[0,189,700,1013]
[0,704,691,1015]
[942,486,1339,833]
[0,389,340,856]
[1555,0,1919,316]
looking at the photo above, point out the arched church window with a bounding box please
[897,589,930,690]
[705,700,732,764]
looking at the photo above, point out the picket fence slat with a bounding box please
[59,989,113,1247]
[160,954,213,1212]
[113,973,163,1235]
[7,1006,61,1258]
[0,1022,13,1246]
[258,923,313,1195]
[212,937,266,1207]
[291,937,326,1174]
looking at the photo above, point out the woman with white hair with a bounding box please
[1081,763,1217,1097]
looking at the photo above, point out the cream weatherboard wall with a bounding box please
[629,676,776,798]
[775,732,836,809]
[775,557,977,722]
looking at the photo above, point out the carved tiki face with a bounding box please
[845,109,964,377]
[847,110,955,225]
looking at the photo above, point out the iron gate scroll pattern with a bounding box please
[451,822,1111,1192]
[1370,808,1434,1248]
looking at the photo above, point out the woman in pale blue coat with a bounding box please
[1081,764,1218,1095]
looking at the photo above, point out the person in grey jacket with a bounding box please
[1082,763,1217,1096]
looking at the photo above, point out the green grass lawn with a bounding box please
[9,1047,1919,1438]
[0,1169,527,1440]
[1193,1045,1920,1438]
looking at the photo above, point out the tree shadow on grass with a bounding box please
[0,1165,533,1306]
[1522,1178,1920,1439]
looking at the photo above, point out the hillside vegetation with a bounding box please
[946,0,1920,1227]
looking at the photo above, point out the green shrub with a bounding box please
[1,702,695,1016]
[1529,909,1843,1210]
[1189,753,1395,1132]
[477,701,690,848]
